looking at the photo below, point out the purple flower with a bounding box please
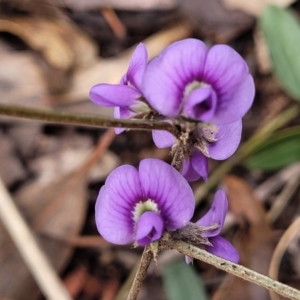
[95,158,195,246]
[186,189,239,264]
[89,43,150,133]
[143,38,254,125]
[152,119,242,181]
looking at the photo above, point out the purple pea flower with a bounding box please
[95,158,195,246]
[152,119,242,181]
[186,189,239,264]
[143,38,255,125]
[89,43,150,133]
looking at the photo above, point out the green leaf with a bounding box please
[246,126,300,170]
[162,260,208,300]
[260,5,300,100]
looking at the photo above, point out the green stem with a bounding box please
[0,104,177,134]
[194,104,300,203]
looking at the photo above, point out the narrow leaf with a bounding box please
[162,260,208,300]
[246,126,300,170]
[260,5,300,99]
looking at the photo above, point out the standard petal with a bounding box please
[203,45,254,124]
[209,75,255,124]
[126,43,148,91]
[191,151,209,181]
[208,120,242,160]
[95,165,142,245]
[182,158,202,182]
[213,74,255,124]
[196,189,228,237]
[204,45,250,93]
[143,39,208,117]
[138,159,195,230]
[135,211,164,246]
[207,236,239,263]
[152,130,175,148]
[183,86,217,122]
[89,84,142,107]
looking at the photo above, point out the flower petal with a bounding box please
[207,236,239,263]
[185,255,193,264]
[89,84,142,107]
[143,39,208,117]
[135,211,164,246]
[196,189,228,237]
[203,45,254,124]
[191,151,209,181]
[204,45,249,91]
[114,107,137,134]
[138,159,195,230]
[182,151,208,182]
[183,86,217,122]
[208,120,242,160]
[152,130,175,148]
[212,74,255,124]
[95,165,142,245]
[182,158,202,182]
[126,43,148,91]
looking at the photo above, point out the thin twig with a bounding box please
[269,216,300,300]
[254,162,300,201]
[115,261,140,300]
[159,235,300,300]
[126,246,153,300]
[0,104,177,135]
[0,177,71,300]
[101,8,127,39]
[267,173,300,223]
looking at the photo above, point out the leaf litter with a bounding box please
[0,1,300,300]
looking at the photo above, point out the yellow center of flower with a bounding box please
[132,199,160,223]
[183,80,209,99]
[130,101,151,113]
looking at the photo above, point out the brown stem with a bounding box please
[126,247,153,300]
[0,104,177,135]
[159,233,300,300]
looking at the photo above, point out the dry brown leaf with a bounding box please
[51,0,177,11]
[223,176,269,227]
[255,162,300,202]
[223,0,296,16]
[212,175,275,300]
[0,0,63,18]
[179,0,254,43]
[101,279,119,300]
[0,129,115,299]
[0,17,97,70]
[52,21,192,104]
[0,173,87,300]
[63,266,89,298]
[0,131,27,186]
[30,148,120,184]
[83,274,104,298]
[0,49,48,110]
[7,123,42,157]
